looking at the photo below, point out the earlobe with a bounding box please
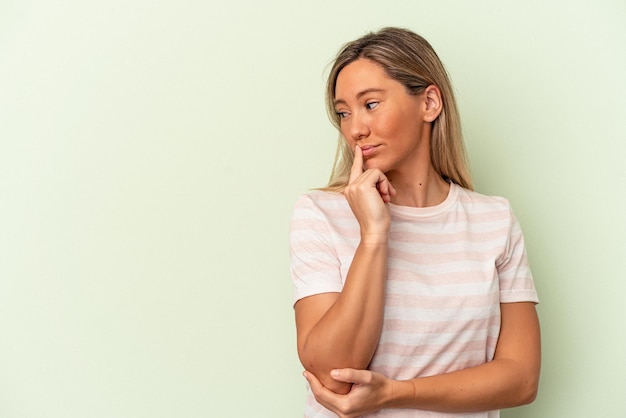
[423,85,443,122]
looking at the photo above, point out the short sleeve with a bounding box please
[496,204,539,304]
[289,194,343,305]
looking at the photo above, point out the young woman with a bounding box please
[289,27,540,418]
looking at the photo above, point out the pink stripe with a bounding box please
[382,315,499,333]
[384,292,499,310]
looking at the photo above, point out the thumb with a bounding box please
[330,368,372,385]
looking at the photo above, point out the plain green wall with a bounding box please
[1,0,624,417]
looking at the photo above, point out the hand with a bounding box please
[343,146,396,242]
[304,368,394,418]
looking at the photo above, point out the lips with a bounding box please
[360,144,379,158]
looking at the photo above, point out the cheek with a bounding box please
[373,112,398,137]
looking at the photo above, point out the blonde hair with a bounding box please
[323,27,473,191]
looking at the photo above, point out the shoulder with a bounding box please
[290,191,357,241]
[293,190,350,217]
[451,185,520,228]
[455,185,513,213]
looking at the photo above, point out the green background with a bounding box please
[1,0,624,416]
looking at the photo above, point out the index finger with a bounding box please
[348,145,364,183]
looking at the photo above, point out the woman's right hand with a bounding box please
[343,145,396,243]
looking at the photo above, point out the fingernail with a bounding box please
[331,369,339,377]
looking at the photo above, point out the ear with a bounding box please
[422,85,443,122]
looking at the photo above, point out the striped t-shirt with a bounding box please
[289,182,538,418]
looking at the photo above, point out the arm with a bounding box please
[296,241,387,394]
[295,146,396,394]
[305,302,541,416]
[393,302,541,411]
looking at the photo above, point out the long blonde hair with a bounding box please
[323,27,473,191]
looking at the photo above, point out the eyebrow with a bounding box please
[334,88,385,107]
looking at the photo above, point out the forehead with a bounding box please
[335,59,393,96]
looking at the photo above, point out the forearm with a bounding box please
[374,301,541,413]
[389,357,539,412]
[299,241,388,392]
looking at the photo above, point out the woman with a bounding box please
[289,27,540,418]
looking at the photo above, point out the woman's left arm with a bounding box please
[304,302,541,418]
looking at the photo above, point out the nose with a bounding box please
[348,112,370,142]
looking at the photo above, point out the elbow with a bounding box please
[523,380,539,405]
[298,338,322,375]
[516,386,538,407]
[521,362,541,405]
[298,342,353,395]
[298,347,320,379]
[500,359,540,407]
[300,356,352,395]
[514,373,540,406]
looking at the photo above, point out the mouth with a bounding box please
[359,144,379,158]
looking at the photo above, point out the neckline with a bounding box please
[388,182,459,219]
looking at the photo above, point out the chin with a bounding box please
[364,159,389,173]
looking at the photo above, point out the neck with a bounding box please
[387,165,450,208]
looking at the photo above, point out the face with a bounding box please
[334,58,436,176]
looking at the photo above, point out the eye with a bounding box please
[366,101,379,110]
[336,110,350,119]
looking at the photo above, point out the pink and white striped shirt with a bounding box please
[289,182,538,418]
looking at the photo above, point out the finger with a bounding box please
[376,178,393,203]
[303,370,323,391]
[331,368,373,385]
[304,371,344,411]
[382,180,397,202]
[389,182,396,196]
[376,181,390,203]
[362,169,394,203]
[304,371,340,398]
[348,145,364,183]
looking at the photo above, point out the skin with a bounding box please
[333,58,449,208]
[295,144,391,395]
[295,58,541,415]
